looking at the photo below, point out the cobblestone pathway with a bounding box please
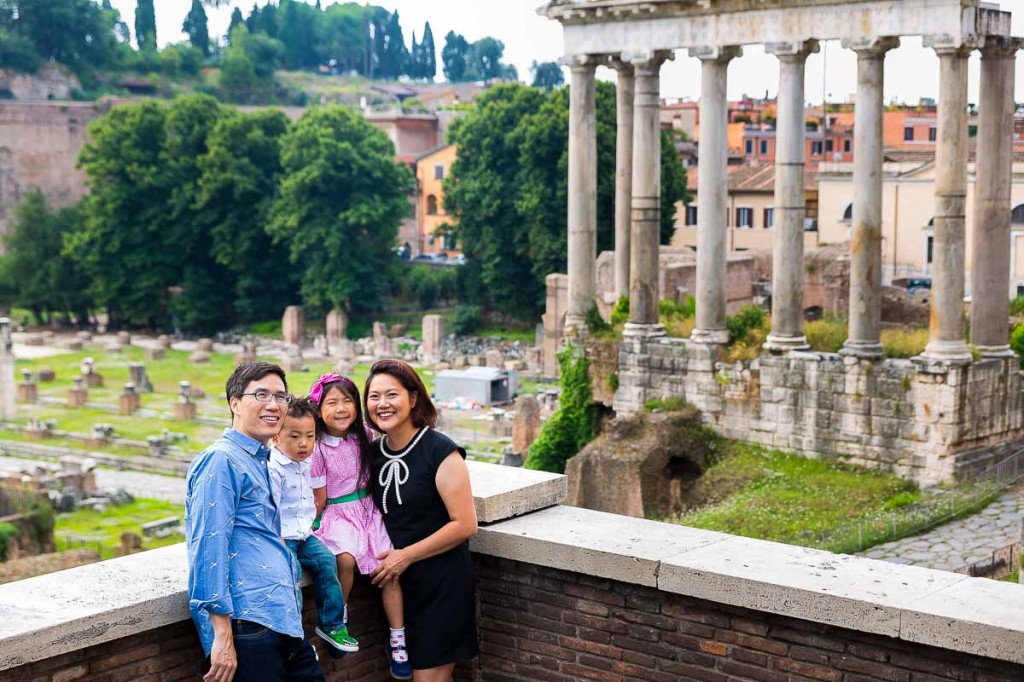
[0,455,185,504]
[860,482,1024,572]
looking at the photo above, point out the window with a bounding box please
[760,140,768,155]
[928,127,937,142]
[904,126,914,141]
[1012,204,1024,225]
[426,195,439,215]
[434,164,445,180]
[844,139,852,153]
[736,207,753,228]
[825,139,834,153]
[926,236,934,265]
[764,207,775,229]
[811,141,823,156]
[745,139,753,155]
[685,205,698,227]
[841,203,853,222]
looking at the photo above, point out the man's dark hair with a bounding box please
[225,361,288,405]
[286,397,317,422]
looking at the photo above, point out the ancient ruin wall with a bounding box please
[0,101,105,239]
[615,336,1024,485]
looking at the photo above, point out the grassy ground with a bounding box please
[671,442,923,551]
[55,498,185,556]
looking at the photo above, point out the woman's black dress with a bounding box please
[371,427,478,669]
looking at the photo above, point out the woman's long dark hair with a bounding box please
[312,379,374,491]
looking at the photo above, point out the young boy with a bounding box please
[269,397,359,653]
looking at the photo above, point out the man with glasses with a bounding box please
[185,361,326,682]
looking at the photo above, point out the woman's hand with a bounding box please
[371,547,412,586]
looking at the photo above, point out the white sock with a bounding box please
[389,627,406,647]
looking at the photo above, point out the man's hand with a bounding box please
[205,615,237,682]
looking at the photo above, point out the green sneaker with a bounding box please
[315,625,359,653]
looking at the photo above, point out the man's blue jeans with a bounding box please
[285,535,346,631]
[230,620,324,681]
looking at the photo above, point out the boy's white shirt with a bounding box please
[268,446,317,541]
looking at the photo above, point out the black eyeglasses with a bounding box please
[240,390,293,405]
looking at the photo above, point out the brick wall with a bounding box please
[4,575,467,682]
[475,555,1024,682]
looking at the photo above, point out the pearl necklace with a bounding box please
[378,426,429,514]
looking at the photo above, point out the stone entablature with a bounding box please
[614,337,1024,484]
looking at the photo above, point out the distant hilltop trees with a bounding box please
[0,0,520,92]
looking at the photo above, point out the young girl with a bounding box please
[308,373,412,680]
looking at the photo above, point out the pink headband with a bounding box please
[308,373,356,405]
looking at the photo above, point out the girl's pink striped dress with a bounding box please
[310,431,393,574]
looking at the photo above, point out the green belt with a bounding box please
[312,489,368,531]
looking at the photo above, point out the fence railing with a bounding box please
[799,448,1024,555]
[53,537,118,561]
[956,541,1020,580]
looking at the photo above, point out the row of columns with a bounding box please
[564,35,1021,362]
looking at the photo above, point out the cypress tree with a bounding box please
[135,0,157,51]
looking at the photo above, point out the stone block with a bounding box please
[466,461,565,523]
[326,308,348,352]
[61,339,83,351]
[16,383,36,403]
[68,387,88,408]
[23,334,43,346]
[196,338,214,353]
[282,306,305,347]
[76,331,93,342]
[37,368,55,382]
[484,349,504,369]
[421,314,444,362]
[82,373,103,389]
[472,505,729,588]
[144,348,165,361]
[116,331,131,346]
[189,351,210,364]
[156,334,172,349]
[173,402,197,421]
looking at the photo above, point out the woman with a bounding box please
[364,359,478,681]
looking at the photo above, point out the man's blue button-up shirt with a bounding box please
[185,429,303,655]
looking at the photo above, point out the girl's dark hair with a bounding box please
[364,359,438,431]
[311,379,373,489]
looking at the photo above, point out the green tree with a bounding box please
[268,106,412,317]
[530,61,564,91]
[9,0,121,80]
[408,31,420,79]
[379,11,407,79]
[468,37,506,81]
[0,31,39,73]
[135,0,157,52]
[524,347,598,473]
[219,45,258,93]
[420,22,436,81]
[442,31,469,82]
[198,109,295,322]
[0,192,92,325]
[183,0,210,56]
[227,7,244,37]
[445,82,689,320]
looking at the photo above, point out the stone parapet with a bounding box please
[5,504,1024,679]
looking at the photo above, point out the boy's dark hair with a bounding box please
[286,397,317,422]
[225,361,288,405]
[364,359,438,430]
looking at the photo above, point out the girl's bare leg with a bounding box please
[412,664,455,682]
[381,578,404,628]
[336,553,356,608]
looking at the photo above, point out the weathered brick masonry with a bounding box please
[614,335,1024,485]
[475,555,1024,682]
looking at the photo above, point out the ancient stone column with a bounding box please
[920,40,974,364]
[690,46,742,345]
[842,37,899,358]
[764,40,818,353]
[609,57,635,303]
[564,54,598,334]
[971,38,1021,357]
[0,318,13,420]
[624,50,672,334]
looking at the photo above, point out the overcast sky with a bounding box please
[109,0,1024,105]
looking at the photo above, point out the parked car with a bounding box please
[892,277,932,295]
[447,254,467,265]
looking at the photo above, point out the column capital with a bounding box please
[979,35,1024,60]
[606,56,634,75]
[765,39,819,62]
[923,35,978,57]
[621,50,673,71]
[688,45,742,64]
[560,54,600,72]
[842,36,900,56]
